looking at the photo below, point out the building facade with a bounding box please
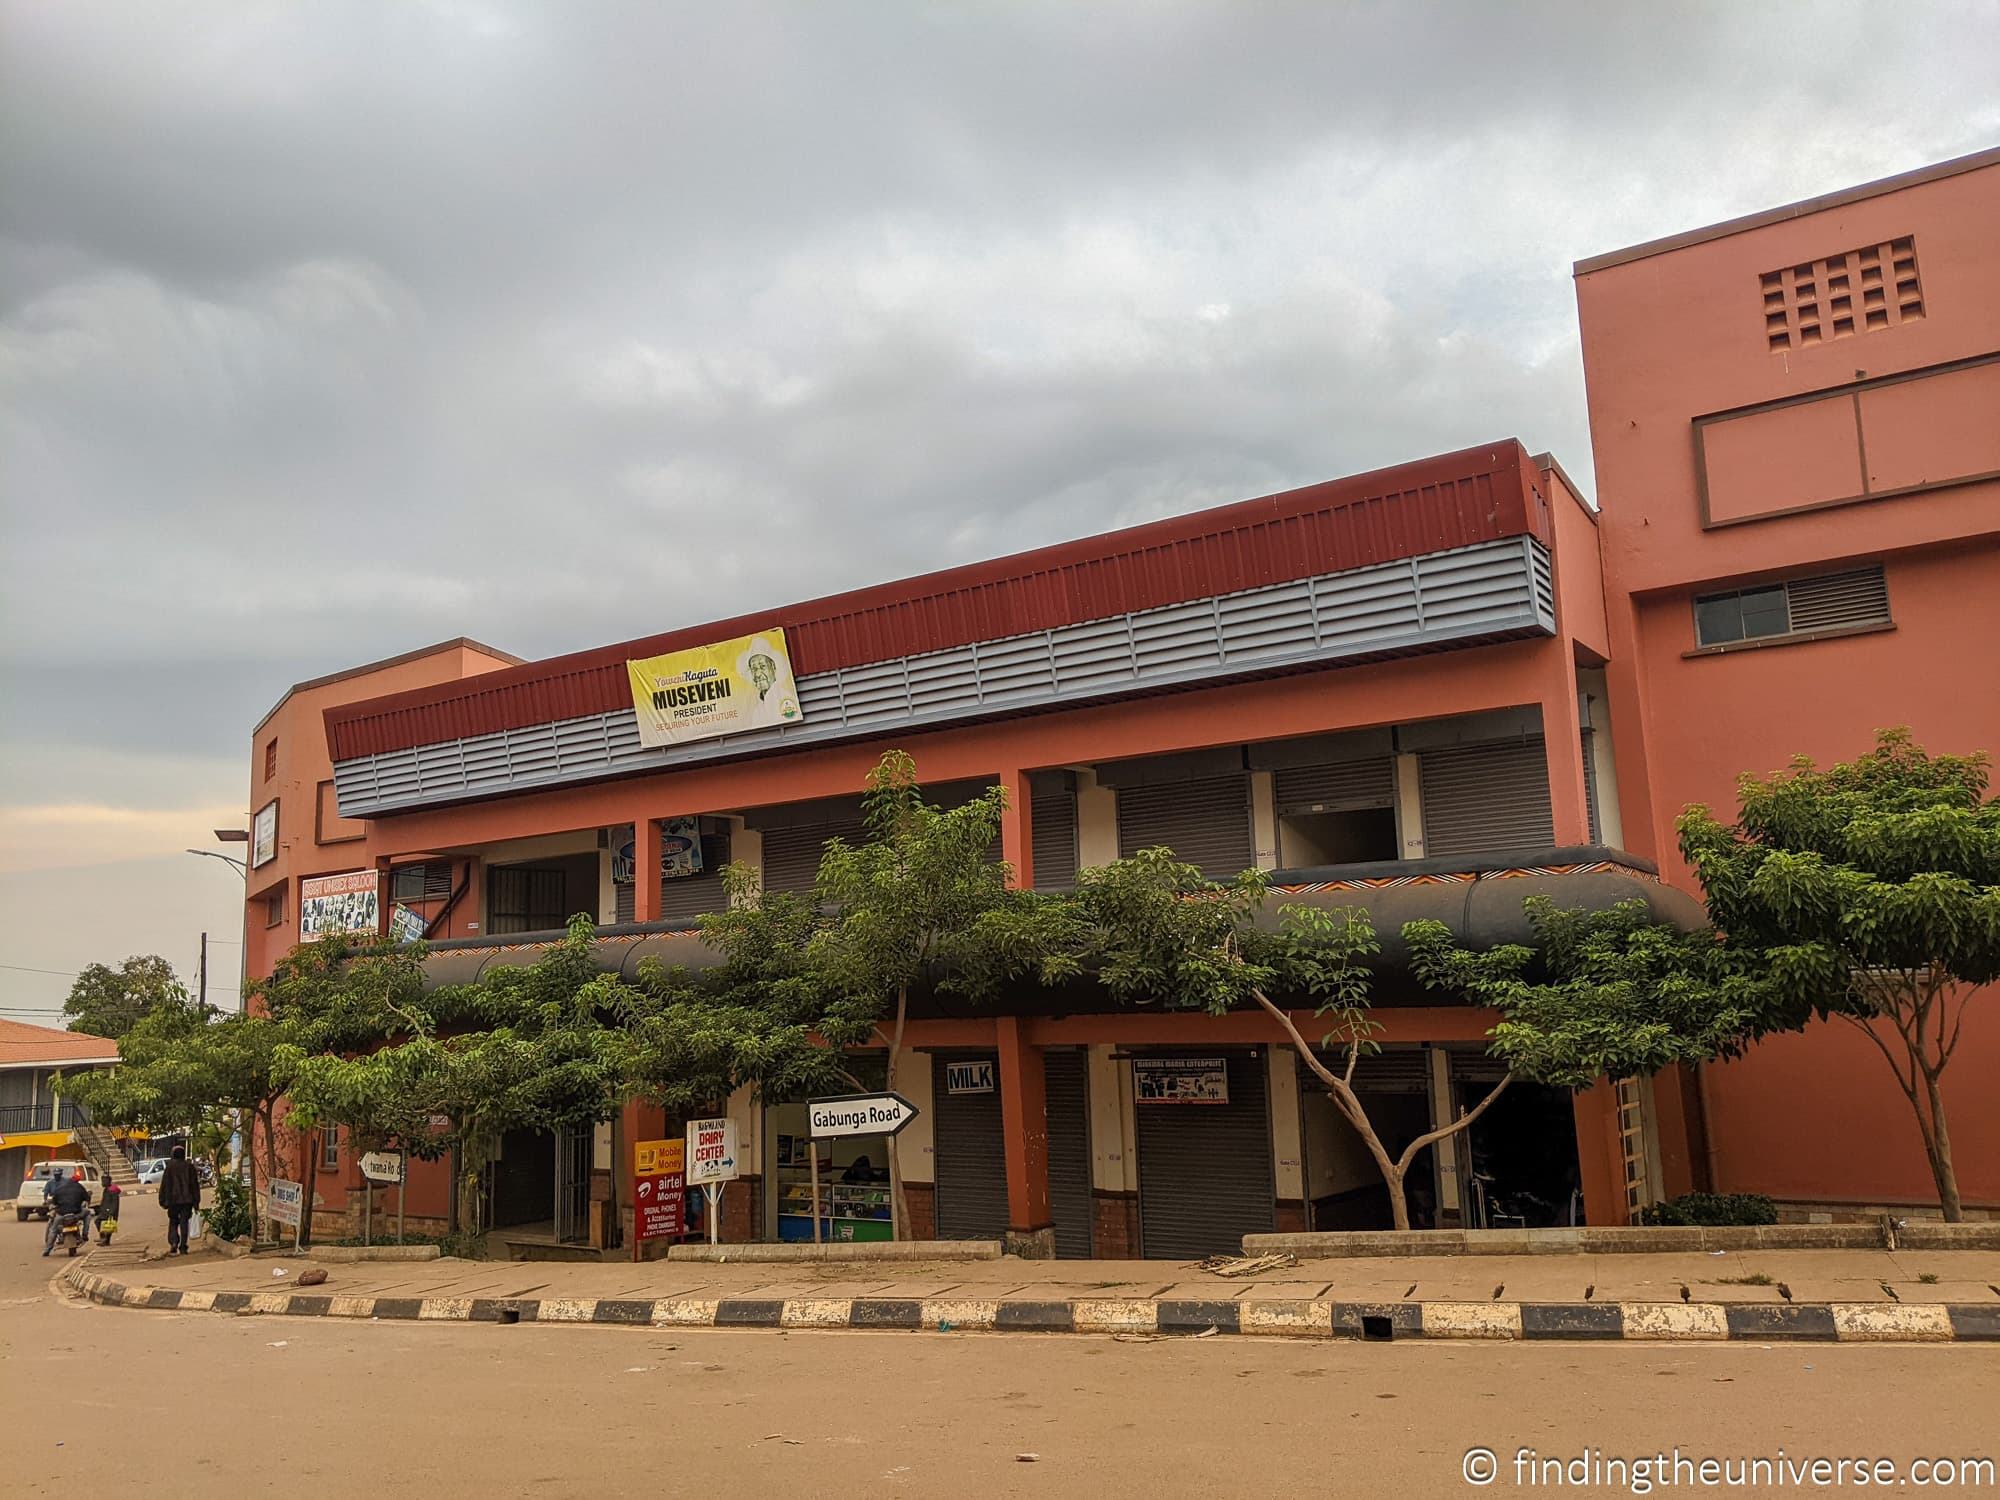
[1575,144,2000,1219]
[240,148,2000,1255]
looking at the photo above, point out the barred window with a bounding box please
[1693,566,1889,649]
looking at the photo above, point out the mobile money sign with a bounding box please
[634,1138,686,1243]
[625,628,803,750]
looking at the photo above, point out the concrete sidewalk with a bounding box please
[60,1231,2000,1342]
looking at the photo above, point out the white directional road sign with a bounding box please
[807,1092,921,1140]
[359,1150,406,1184]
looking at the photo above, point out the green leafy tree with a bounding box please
[1021,851,1748,1230]
[57,1001,290,1219]
[62,954,190,1039]
[702,751,1028,1236]
[1678,729,2000,1221]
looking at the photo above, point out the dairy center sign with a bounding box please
[625,628,802,750]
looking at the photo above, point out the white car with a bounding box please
[134,1157,168,1186]
[15,1160,103,1221]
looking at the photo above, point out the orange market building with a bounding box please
[237,147,1999,1257]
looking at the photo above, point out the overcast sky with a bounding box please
[2,1,1995,1023]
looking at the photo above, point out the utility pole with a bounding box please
[198,932,208,1014]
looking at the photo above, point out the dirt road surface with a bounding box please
[4,1195,1995,1499]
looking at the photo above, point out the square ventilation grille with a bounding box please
[1763,237,1923,352]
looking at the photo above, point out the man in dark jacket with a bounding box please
[42,1169,90,1256]
[158,1147,202,1255]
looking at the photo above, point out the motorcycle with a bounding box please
[54,1209,88,1258]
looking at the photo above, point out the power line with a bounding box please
[0,962,85,978]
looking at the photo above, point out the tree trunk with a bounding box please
[295,1125,316,1249]
[1922,1071,1963,1223]
[883,986,911,1240]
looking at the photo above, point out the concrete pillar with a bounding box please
[731,824,763,900]
[1428,1047,1465,1226]
[1394,753,1426,859]
[1541,668,1593,846]
[633,817,662,922]
[1572,1080,1627,1227]
[996,1015,1053,1257]
[1075,768,1119,868]
[1578,667,1626,849]
[1266,1046,1305,1230]
[374,854,393,939]
[1250,770,1279,871]
[998,767,1034,889]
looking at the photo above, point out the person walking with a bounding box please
[158,1146,202,1256]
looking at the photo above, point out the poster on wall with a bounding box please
[625,628,803,750]
[611,818,704,885]
[252,800,278,868]
[1133,1057,1229,1105]
[388,904,428,945]
[300,870,379,940]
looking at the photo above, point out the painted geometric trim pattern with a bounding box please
[1271,860,1661,896]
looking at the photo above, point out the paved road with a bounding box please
[3,1197,1995,1499]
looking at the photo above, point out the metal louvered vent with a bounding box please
[335,537,1557,818]
[1274,757,1395,813]
[1117,776,1253,879]
[1784,567,1890,632]
[1031,792,1079,890]
[1418,737,1554,858]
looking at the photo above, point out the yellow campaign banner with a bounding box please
[625,628,803,750]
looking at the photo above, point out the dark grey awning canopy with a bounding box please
[414,845,1702,1011]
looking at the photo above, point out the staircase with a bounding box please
[74,1124,141,1189]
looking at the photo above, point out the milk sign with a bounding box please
[685,1118,740,1187]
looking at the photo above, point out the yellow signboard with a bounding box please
[635,1138,685,1176]
[625,628,803,750]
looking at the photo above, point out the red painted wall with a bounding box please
[1578,152,2000,1210]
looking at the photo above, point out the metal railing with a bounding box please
[0,1100,91,1133]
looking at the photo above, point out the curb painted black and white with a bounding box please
[61,1267,2000,1343]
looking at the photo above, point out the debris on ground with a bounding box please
[1016,1453,1040,1463]
[762,1434,804,1445]
[295,1267,328,1287]
[1194,1252,1296,1278]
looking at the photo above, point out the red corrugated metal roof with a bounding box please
[325,440,1548,760]
[0,1018,120,1069]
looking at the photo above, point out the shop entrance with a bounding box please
[1460,1076,1582,1228]
[932,1051,1008,1241]
[1299,1047,1439,1231]
[766,1054,894,1243]
[1133,1050,1274,1259]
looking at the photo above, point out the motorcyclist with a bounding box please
[42,1168,91,1256]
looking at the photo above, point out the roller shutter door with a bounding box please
[1307,1046,1431,1095]
[1273,757,1395,813]
[932,1052,1008,1240]
[1031,792,1079,890]
[1418,738,1553,858]
[759,819,868,896]
[1116,775,1252,879]
[1045,1050,1093,1258]
[616,832,732,923]
[658,834,732,925]
[1134,1051,1274,1259]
